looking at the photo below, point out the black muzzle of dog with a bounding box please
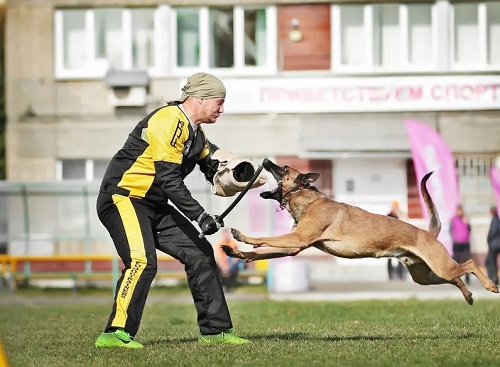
[260,158,287,203]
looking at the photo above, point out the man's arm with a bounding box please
[197,139,220,184]
[156,160,222,235]
[155,161,205,221]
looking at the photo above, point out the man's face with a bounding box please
[200,98,225,123]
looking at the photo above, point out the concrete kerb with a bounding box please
[269,279,500,302]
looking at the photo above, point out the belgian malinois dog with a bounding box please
[223,158,499,304]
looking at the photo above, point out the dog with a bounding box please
[223,158,499,304]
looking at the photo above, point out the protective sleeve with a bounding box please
[155,161,205,221]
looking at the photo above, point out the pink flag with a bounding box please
[490,167,500,217]
[405,119,459,255]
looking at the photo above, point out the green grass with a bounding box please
[1,296,499,367]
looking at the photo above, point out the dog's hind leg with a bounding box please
[405,239,499,294]
[221,245,301,263]
[406,261,474,305]
[459,259,499,293]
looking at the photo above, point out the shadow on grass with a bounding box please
[144,331,476,346]
[145,337,196,347]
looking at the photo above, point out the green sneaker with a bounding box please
[95,328,143,349]
[198,329,250,344]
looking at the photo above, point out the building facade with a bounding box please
[4,0,500,270]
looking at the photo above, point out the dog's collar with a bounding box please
[278,184,309,211]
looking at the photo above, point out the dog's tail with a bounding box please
[420,171,441,237]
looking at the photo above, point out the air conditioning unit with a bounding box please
[108,87,147,107]
[104,69,150,107]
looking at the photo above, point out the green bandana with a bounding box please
[175,72,226,102]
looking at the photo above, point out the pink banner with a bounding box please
[405,119,459,255]
[490,167,500,217]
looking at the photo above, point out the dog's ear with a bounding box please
[300,172,320,184]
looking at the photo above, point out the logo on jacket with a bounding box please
[170,120,184,148]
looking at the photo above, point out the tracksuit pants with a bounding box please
[96,192,233,337]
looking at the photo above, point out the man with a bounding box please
[215,228,245,293]
[95,72,250,348]
[486,206,500,285]
[449,204,471,284]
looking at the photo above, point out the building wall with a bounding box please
[278,4,331,70]
[440,111,500,153]
[6,2,55,122]
[4,0,500,263]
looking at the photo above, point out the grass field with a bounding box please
[1,290,499,367]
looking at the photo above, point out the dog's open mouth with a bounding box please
[259,159,283,200]
[260,186,279,200]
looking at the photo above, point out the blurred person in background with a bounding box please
[215,228,245,293]
[386,200,407,280]
[449,204,471,284]
[95,72,250,348]
[486,206,500,285]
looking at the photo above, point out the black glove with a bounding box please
[197,212,224,236]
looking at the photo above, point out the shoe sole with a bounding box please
[198,339,250,345]
[95,342,143,349]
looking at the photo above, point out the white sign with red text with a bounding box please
[221,75,500,113]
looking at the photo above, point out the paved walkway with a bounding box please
[0,292,267,306]
[1,279,499,305]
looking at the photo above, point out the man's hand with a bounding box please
[197,212,224,236]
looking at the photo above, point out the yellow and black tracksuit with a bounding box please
[97,103,232,337]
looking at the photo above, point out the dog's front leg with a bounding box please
[222,245,302,263]
[231,228,312,249]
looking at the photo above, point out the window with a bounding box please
[61,159,86,180]
[176,8,199,67]
[373,4,401,67]
[339,6,364,66]
[455,155,496,216]
[57,159,110,181]
[55,8,159,78]
[173,6,277,74]
[487,2,500,64]
[408,4,433,66]
[332,3,435,72]
[451,2,500,70]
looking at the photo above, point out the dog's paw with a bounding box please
[464,293,474,306]
[221,244,237,256]
[221,244,250,261]
[481,278,500,293]
[221,244,243,259]
[487,281,499,293]
[230,228,243,242]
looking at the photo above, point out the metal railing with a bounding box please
[0,173,282,257]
